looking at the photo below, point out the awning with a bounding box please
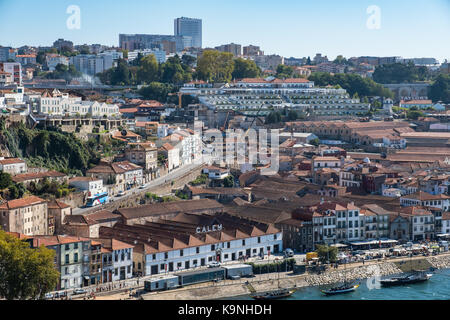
[84,276,90,280]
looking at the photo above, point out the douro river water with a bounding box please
[230,268,450,300]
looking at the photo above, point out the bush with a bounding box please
[246,258,296,274]
[175,190,189,200]
[190,174,208,186]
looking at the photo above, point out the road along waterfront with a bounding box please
[140,253,450,300]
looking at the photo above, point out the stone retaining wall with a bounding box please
[305,263,402,287]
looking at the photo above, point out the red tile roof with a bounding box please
[0,196,46,210]
[0,158,25,165]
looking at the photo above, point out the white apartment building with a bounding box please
[45,54,69,71]
[38,90,119,117]
[401,207,435,241]
[181,78,370,118]
[68,177,105,196]
[70,54,114,75]
[0,157,27,175]
[99,239,134,282]
[128,49,166,64]
[400,191,450,212]
[0,196,48,236]
[166,129,201,166]
[442,213,450,235]
[0,62,22,85]
[312,156,341,172]
[320,202,364,242]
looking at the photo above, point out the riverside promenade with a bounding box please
[140,252,450,300]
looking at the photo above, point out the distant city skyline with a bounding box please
[0,0,449,62]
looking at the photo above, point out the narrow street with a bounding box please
[72,161,204,215]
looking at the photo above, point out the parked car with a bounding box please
[230,275,241,280]
[284,248,294,258]
[44,293,54,300]
[54,291,67,298]
[139,184,148,190]
[208,261,221,268]
[73,288,87,295]
[117,191,126,197]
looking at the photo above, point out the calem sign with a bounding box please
[196,224,223,234]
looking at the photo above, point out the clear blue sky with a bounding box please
[1,0,449,61]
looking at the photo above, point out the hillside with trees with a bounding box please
[0,119,106,175]
[372,62,431,84]
[308,72,394,98]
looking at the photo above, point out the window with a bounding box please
[196,247,200,254]
[257,237,261,244]
[65,244,70,250]
[74,243,78,249]
[115,254,118,262]
[74,253,78,263]
[211,245,215,251]
[180,250,184,257]
[127,266,131,273]
[65,254,69,264]
[242,240,245,246]
[114,268,118,276]
[152,254,156,260]
[164,252,168,259]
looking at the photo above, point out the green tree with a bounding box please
[309,138,320,146]
[137,54,159,84]
[406,109,425,120]
[308,72,394,99]
[334,55,348,65]
[196,50,234,83]
[316,244,338,264]
[276,65,294,79]
[0,230,59,300]
[429,74,450,103]
[232,58,261,79]
[138,82,174,102]
[181,54,196,67]
[287,109,299,121]
[223,175,234,188]
[112,59,132,85]
[160,55,192,84]
[372,62,430,84]
[0,172,13,189]
[266,111,282,124]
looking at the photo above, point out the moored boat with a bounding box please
[321,282,360,295]
[380,271,433,287]
[251,288,296,300]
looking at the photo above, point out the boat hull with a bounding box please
[321,284,360,295]
[380,274,432,287]
[251,290,295,300]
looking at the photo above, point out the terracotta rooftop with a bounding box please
[0,158,25,165]
[12,171,66,183]
[0,196,46,210]
[47,200,71,210]
[95,238,134,251]
[30,235,90,247]
[116,199,224,220]
[99,212,279,254]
